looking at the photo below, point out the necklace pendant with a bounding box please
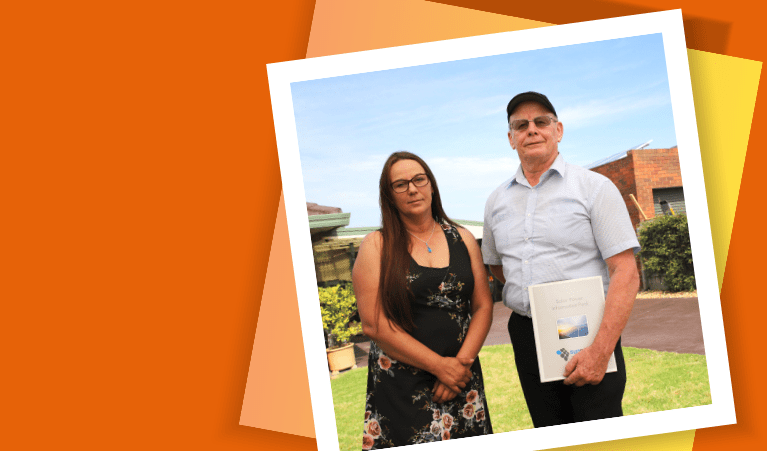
[427,246,432,253]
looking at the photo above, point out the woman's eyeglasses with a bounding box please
[391,173,430,193]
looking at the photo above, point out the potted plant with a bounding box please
[319,284,363,375]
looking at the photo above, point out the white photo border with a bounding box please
[266,9,735,451]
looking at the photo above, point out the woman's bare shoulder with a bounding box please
[362,230,382,246]
[357,230,383,258]
[456,225,477,241]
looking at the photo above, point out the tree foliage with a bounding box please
[319,284,363,348]
[638,214,696,292]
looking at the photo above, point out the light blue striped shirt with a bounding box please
[482,154,640,317]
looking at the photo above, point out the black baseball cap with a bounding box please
[506,92,557,122]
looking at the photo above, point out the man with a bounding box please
[482,92,640,427]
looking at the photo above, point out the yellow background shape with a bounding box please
[689,50,761,290]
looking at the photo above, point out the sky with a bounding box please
[291,33,677,228]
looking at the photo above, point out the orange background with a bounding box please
[2,1,763,450]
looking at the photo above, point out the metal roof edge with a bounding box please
[308,212,351,230]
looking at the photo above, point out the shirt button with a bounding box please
[524,260,528,264]
[527,213,531,217]
[524,237,529,241]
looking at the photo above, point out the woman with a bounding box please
[352,151,494,448]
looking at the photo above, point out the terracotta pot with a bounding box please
[327,342,356,375]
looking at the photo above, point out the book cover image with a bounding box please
[528,276,617,382]
[557,314,589,339]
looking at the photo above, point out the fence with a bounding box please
[313,237,363,286]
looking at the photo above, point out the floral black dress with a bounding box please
[361,223,493,449]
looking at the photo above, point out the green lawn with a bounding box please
[330,345,710,451]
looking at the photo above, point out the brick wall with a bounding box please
[590,148,682,289]
[631,148,683,225]
[590,147,682,231]
[591,154,639,228]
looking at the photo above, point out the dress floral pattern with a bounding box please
[361,223,493,449]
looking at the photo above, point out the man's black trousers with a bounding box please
[508,311,626,427]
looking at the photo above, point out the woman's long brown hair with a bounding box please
[377,151,457,332]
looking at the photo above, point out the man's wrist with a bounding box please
[589,336,617,362]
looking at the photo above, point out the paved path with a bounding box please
[622,297,704,354]
[348,297,703,370]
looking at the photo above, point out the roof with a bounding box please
[585,140,657,169]
[455,220,483,240]
[308,212,351,234]
[585,151,629,169]
[307,202,342,216]
[334,219,484,240]
[336,226,378,238]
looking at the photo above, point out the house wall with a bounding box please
[590,147,682,231]
[590,154,639,228]
[589,148,683,290]
[631,148,683,225]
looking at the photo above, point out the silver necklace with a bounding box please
[408,220,437,253]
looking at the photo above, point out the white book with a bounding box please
[528,276,617,383]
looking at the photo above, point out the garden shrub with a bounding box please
[319,284,363,348]
[638,214,696,292]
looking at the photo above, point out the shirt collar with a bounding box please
[509,153,565,188]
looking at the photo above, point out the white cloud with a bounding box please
[559,92,670,129]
